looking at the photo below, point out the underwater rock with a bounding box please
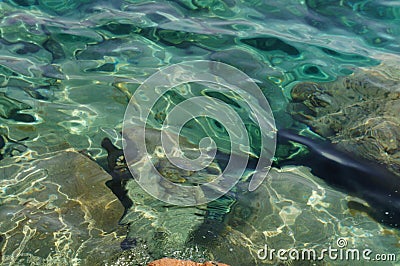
[277,129,400,228]
[106,240,153,265]
[43,37,66,62]
[0,134,28,160]
[37,0,92,15]
[197,166,400,265]
[147,258,230,266]
[241,37,300,56]
[0,150,125,265]
[75,38,152,62]
[288,55,400,175]
[102,127,219,258]
[0,92,35,122]
[0,12,48,44]
[118,180,208,259]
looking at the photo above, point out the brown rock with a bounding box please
[148,258,230,266]
[288,56,400,175]
[0,150,125,265]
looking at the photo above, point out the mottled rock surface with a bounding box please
[289,56,400,175]
[196,167,400,265]
[147,258,229,266]
[110,127,214,259]
[0,150,125,265]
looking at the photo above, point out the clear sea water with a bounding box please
[0,0,399,265]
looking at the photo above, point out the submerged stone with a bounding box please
[195,166,400,265]
[148,258,230,266]
[101,127,400,265]
[102,128,213,259]
[288,55,400,175]
[0,150,125,265]
[277,129,400,228]
[0,92,35,122]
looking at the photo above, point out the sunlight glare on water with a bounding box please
[0,0,399,265]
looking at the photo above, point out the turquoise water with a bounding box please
[0,0,400,265]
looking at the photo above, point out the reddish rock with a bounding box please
[147,258,230,266]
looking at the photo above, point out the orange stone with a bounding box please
[147,258,230,266]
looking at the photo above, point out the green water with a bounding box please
[0,0,400,265]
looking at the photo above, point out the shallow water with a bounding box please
[0,0,400,265]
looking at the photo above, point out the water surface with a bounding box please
[0,0,399,265]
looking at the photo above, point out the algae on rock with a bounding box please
[289,55,400,175]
